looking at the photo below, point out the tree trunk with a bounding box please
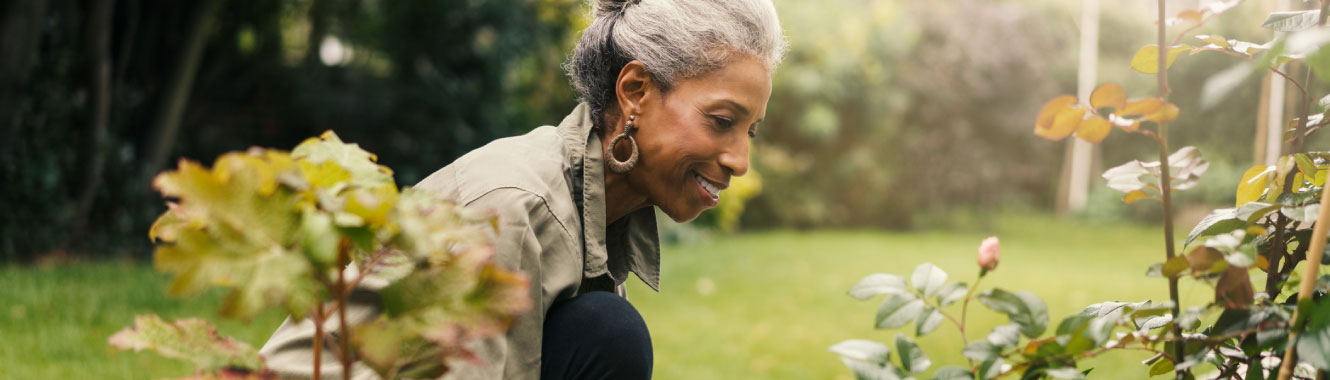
[142,0,225,179]
[68,0,116,251]
[0,0,49,145]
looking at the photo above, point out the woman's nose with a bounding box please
[719,139,749,177]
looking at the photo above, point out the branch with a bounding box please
[1168,0,1251,47]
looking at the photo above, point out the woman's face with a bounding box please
[626,55,772,223]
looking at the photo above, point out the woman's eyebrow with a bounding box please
[719,99,751,118]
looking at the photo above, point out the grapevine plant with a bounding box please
[831,1,1330,379]
[108,131,532,380]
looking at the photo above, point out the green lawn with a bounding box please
[0,214,1212,379]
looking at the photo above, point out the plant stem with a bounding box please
[1276,149,1330,380]
[313,303,324,380]
[338,239,353,380]
[1155,0,1185,376]
[1292,1,1330,155]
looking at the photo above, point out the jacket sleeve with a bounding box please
[258,187,576,380]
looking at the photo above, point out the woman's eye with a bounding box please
[711,116,734,130]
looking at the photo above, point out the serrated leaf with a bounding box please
[916,306,944,336]
[876,294,925,329]
[292,130,395,188]
[108,315,265,372]
[1131,44,1193,74]
[936,282,967,307]
[849,273,909,300]
[829,339,892,365]
[978,289,1049,338]
[1185,208,1241,247]
[1263,10,1322,32]
[910,263,948,297]
[895,334,931,374]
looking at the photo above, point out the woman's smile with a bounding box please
[692,170,725,207]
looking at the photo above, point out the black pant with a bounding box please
[540,291,653,380]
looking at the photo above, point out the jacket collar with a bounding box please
[557,104,661,291]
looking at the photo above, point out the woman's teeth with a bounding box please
[695,173,720,199]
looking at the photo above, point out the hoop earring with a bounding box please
[606,114,639,174]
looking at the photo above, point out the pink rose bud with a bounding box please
[978,236,1000,275]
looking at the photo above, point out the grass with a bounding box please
[0,214,1213,379]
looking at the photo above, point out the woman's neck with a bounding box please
[599,113,650,224]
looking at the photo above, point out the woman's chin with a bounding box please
[661,205,707,224]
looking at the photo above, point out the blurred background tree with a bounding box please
[1,0,1313,261]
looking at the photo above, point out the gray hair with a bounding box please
[566,0,787,128]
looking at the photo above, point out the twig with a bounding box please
[1168,0,1250,47]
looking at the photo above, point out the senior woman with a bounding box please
[259,0,785,378]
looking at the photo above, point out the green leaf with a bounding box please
[978,289,1049,338]
[986,324,1021,349]
[1130,44,1193,74]
[150,152,324,320]
[1263,10,1322,32]
[1162,255,1189,278]
[1046,367,1086,380]
[849,273,909,300]
[1185,208,1242,248]
[1296,296,1330,371]
[876,293,925,329]
[292,130,395,188]
[910,263,948,298]
[895,334,931,374]
[936,282,968,307]
[916,306,944,336]
[838,358,903,380]
[930,366,973,380]
[1149,357,1174,377]
[977,358,1004,380]
[829,339,891,366]
[963,340,1000,362]
[108,315,266,372]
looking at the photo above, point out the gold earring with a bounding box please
[606,114,639,174]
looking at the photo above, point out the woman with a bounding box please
[260,0,785,378]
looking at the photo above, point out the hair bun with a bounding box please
[592,0,639,18]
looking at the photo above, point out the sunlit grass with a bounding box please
[629,213,1212,380]
[0,213,1210,379]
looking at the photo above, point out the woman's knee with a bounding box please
[542,291,652,379]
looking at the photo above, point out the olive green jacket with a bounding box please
[258,103,663,379]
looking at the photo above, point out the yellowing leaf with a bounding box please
[1120,98,1164,117]
[293,130,395,189]
[1236,165,1273,206]
[108,315,266,372]
[1035,95,1078,132]
[1215,266,1254,309]
[1177,9,1205,23]
[1296,153,1317,178]
[1196,34,1230,49]
[1090,83,1126,110]
[1123,190,1153,204]
[1315,168,1327,187]
[1130,44,1193,74]
[1037,107,1086,141]
[1142,102,1181,123]
[1076,116,1112,143]
[1162,255,1190,278]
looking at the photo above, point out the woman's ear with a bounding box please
[614,60,653,119]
